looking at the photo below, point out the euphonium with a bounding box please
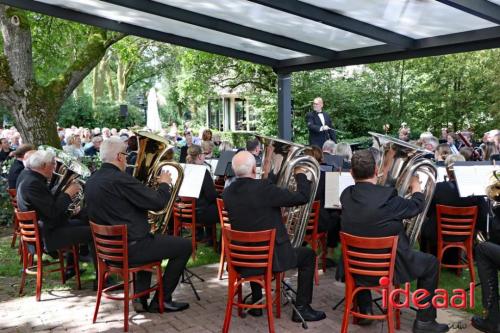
[477,170,500,243]
[256,135,320,248]
[370,132,437,247]
[39,146,90,214]
[132,131,183,234]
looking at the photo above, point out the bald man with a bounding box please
[306,97,337,147]
[223,151,326,322]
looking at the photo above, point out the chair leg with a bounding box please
[467,244,475,285]
[341,289,352,333]
[222,277,235,333]
[157,265,164,313]
[321,237,327,273]
[58,250,66,284]
[93,264,105,323]
[212,225,218,252]
[237,284,243,317]
[396,308,401,330]
[387,303,395,333]
[265,282,275,333]
[72,246,81,290]
[275,274,281,319]
[36,254,43,302]
[191,227,197,261]
[314,255,319,286]
[10,218,18,248]
[124,274,129,332]
[19,245,28,296]
[218,244,226,280]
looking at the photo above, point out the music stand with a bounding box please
[215,151,236,177]
[181,268,204,301]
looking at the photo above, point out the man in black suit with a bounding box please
[306,97,336,147]
[340,149,448,333]
[223,151,326,322]
[84,137,191,313]
[16,150,95,279]
[8,144,35,189]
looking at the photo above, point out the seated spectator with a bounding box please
[334,142,352,170]
[179,131,193,163]
[218,141,233,152]
[322,140,336,157]
[8,144,35,189]
[246,138,262,167]
[63,134,84,159]
[84,135,103,157]
[460,146,474,161]
[481,141,499,161]
[434,143,451,166]
[0,137,13,164]
[201,140,214,159]
[212,133,221,147]
[125,135,138,175]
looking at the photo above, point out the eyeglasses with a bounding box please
[119,151,128,157]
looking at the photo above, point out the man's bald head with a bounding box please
[232,151,256,178]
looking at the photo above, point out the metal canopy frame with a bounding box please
[3,0,499,140]
[4,0,499,74]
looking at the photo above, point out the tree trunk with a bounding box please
[117,60,127,104]
[0,5,124,146]
[73,82,85,99]
[106,64,116,101]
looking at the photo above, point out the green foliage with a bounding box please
[218,131,256,149]
[0,177,12,226]
[58,95,145,129]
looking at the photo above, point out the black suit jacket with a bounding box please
[306,111,337,147]
[16,169,73,251]
[196,169,218,214]
[223,174,311,272]
[84,163,171,241]
[8,159,24,189]
[340,182,426,283]
[423,180,488,242]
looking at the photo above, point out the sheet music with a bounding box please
[324,172,355,209]
[161,163,206,198]
[454,164,499,197]
[436,166,447,183]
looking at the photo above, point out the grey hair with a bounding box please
[28,150,55,169]
[335,142,352,161]
[100,136,127,163]
[92,135,103,144]
[445,154,465,167]
[232,153,255,177]
[322,140,336,154]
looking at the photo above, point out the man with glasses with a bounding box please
[85,137,192,313]
[305,97,336,147]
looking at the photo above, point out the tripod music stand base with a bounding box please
[281,280,308,329]
[181,268,204,301]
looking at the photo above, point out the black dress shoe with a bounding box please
[148,300,190,313]
[132,299,149,313]
[413,319,449,333]
[65,268,86,280]
[292,304,326,322]
[471,315,500,333]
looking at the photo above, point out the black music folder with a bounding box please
[214,150,236,177]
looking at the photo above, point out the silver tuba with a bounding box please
[370,132,437,247]
[256,135,320,248]
[39,145,90,214]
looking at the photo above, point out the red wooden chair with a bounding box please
[17,210,81,302]
[173,196,217,260]
[7,188,20,248]
[217,198,231,280]
[303,200,327,285]
[436,204,477,284]
[222,227,281,333]
[90,222,164,332]
[340,232,400,333]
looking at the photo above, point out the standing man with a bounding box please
[306,97,336,147]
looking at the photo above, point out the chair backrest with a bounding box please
[7,188,17,208]
[217,198,230,227]
[306,200,320,236]
[436,204,478,239]
[89,222,128,268]
[340,232,398,287]
[222,228,276,276]
[173,197,196,224]
[16,210,43,257]
[214,177,225,195]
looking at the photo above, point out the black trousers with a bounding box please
[476,241,500,320]
[357,253,439,322]
[249,247,315,307]
[128,234,192,302]
[44,219,97,274]
[318,209,341,248]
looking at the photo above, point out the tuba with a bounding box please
[256,135,320,248]
[132,131,183,234]
[39,146,90,214]
[370,132,437,247]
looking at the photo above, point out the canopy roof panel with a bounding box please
[3,0,500,73]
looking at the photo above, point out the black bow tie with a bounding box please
[317,112,323,114]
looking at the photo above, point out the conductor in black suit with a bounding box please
[306,97,336,147]
[340,149,448,333]
[223,151,326,322]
